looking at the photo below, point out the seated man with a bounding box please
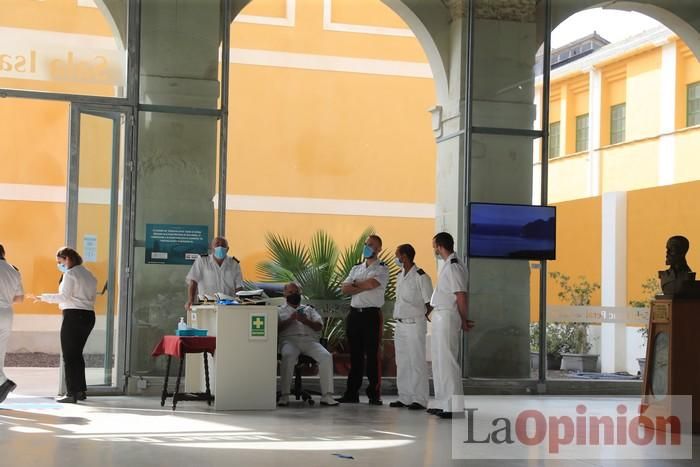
[277,282,338,406]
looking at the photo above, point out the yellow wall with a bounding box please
[530,196,602,321]
[226,211,437,281]
[0,99,69,186]
[600,139,658,193]
[228,65,436,202]
[1,0,437,315]
[627,181,700,303]
[674,129,700,183]
[548,153,589,202]
[625,48,661,141]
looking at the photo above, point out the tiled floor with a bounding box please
[1,389,699,467]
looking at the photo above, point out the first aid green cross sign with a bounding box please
[250,314,266,338]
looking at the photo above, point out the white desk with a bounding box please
[185,304,278,410]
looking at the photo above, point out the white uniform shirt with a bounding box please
[430,253,468,310]
[186,255,242,296]
[278,303,323,339]
[42,265,97,311]
[394,265,433,319]
[0,260,23,309]
[343,261,389,308]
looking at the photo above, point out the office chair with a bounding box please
[279,338,328,406]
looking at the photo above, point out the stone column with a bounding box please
[129,0,222,378]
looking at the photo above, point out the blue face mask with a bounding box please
[394,257,402,267]
[213,246,228,259]
[363,245,374,259]
[57,263,68,273]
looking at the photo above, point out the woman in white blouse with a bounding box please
[38,247,97,403]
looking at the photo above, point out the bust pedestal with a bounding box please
[642,296,700,433]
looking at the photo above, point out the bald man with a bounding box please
[185,237,243,310]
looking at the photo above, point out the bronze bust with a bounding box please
[659,236,696,296]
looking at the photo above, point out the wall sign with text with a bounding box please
[145,224,208,265]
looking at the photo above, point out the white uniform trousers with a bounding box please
[394,319,429,406]
[279,336,334,396]
[0,307,13,385]
[428,308,464,412]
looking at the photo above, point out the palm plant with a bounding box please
[256,227,399,300]
[257,227,400,353]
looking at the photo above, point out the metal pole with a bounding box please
[538,0,553,388]
[218,0,231,237]
[460,0,475,379]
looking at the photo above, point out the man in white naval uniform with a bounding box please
[428,232,474,419]
[185,236,243,310]
[390,243,433,411]
[277,282,338,407]
[0,244,24,403]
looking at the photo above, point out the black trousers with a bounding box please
[344,307,383,400]
[61,309,96,394]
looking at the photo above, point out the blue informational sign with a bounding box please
[145,224,209,265]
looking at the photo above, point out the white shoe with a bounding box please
[277,394,289,406]
[320,394,339,406]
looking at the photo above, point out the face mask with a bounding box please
[363,245,374,258]
[213,246,228,259]
[394,257,402,267]
[434,248,441,258]
[57,263,68,273]
[286,293,301,306]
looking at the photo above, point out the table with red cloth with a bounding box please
[152,336,216,410]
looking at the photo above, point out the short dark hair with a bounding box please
[368,234,383,247]
[433,232,454,252]
[669,235,690,254]
[56,247,83,266]
[397,244,416,262]
[0,244,4,259]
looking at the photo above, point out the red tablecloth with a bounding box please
[151,336,216,359]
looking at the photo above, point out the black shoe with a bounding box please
[408,402,426,410]
[389,401,407,408]
[0,380,17,403]
[335,395,360,403]
[426,408,443,415]
[56,394,77,404]
[438,411,465,419]
[75,391,87,401]
[368,398,383,406]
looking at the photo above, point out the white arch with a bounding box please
[603,2,700,58]
[381,0,449,105]
[552,1,700,60]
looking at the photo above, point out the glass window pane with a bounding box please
[549,122,561,158]
[0,0,127,97]
[576,114,589,152]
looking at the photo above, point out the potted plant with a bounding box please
[529,322,577,370]
[550,272,600,372]
[629,277,661,377]
[257,227,400,377]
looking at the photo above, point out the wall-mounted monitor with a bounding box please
[468,202,556,260]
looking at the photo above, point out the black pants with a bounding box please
[61,309,95,394]
[344,307,383,400]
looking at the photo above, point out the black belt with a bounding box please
[351,307,380,312]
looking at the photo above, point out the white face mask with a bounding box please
[394,257,402,267]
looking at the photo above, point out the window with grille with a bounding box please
[576,114,589,152]
[610,103,626,144]
[688,82,700,127]
[549,122,561,159]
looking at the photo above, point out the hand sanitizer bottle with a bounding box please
[178,317,187,331]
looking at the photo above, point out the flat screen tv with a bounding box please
[468,202,556,260]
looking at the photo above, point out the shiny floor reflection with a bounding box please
[0,394,698,467]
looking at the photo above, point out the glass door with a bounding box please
[66,104,132,392]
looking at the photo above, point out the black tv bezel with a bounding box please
[467,202,556,261]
